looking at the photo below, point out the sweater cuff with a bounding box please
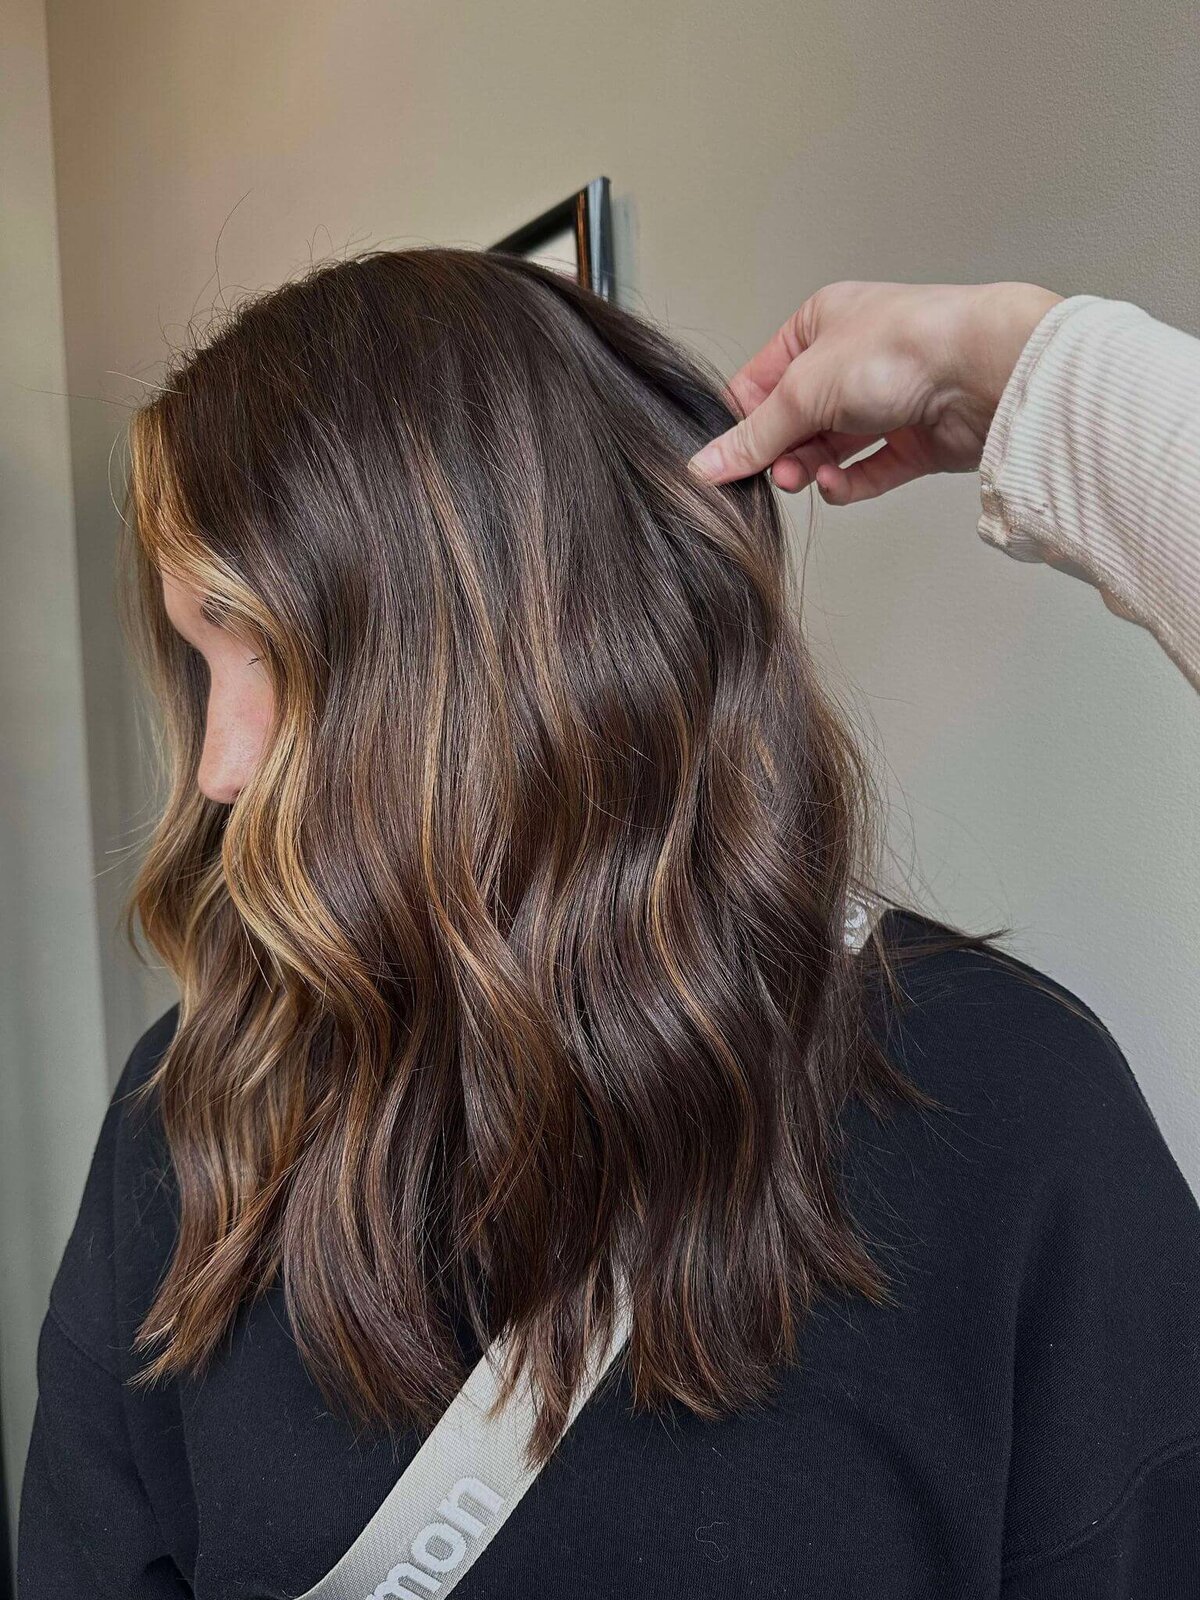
[977,294,1109,563]
[975,292,1200,690]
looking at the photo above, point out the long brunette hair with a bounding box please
[119,245,944,1468]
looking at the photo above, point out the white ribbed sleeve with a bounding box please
[977,293,1200,691]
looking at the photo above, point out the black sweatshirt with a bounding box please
[17,911,1200,1598]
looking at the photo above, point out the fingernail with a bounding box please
[687,444,722,481]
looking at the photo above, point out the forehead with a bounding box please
[160,568,195,614]
[158,569,211,642]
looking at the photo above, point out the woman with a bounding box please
[18,247,1200,1598]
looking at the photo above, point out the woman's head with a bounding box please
[128,245,815,814]
[119,246,930,1469]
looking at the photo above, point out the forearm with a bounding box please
[977,294,1200,690]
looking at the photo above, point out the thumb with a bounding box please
[688,349,830,485]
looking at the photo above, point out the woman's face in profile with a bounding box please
[159,570,274,804]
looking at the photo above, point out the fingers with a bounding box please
[772,432,883,492]
[770,455,808,492]
[689,346,834,484]
[813,429,934,505]
[719,307,809,421]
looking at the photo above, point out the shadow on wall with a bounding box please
[0,1382,11,1598]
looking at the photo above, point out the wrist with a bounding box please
[960,281,1064,415]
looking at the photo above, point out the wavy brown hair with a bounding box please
[118,244,946,1470]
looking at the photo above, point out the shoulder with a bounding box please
[47,1003,181,1369]
[867,908,1169,1181]
[118,1001,182,1100]
[869,910,1200,1564]
[105,1000,181,1192]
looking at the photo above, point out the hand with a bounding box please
[687,280,1064,504]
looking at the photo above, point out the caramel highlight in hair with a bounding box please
[118,246,942,1469]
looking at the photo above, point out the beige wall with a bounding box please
[7,0,1198,1552]
[1,0,111,1561]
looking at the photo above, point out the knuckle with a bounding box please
[730,425,764,473]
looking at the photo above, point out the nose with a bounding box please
[196,743,249,805]
[195,688,266,804]
[197,765,243,806]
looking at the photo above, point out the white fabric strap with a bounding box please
[296,1280,634,1600]
[298,896,880,1599]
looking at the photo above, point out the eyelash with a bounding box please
[197,597,262,668]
